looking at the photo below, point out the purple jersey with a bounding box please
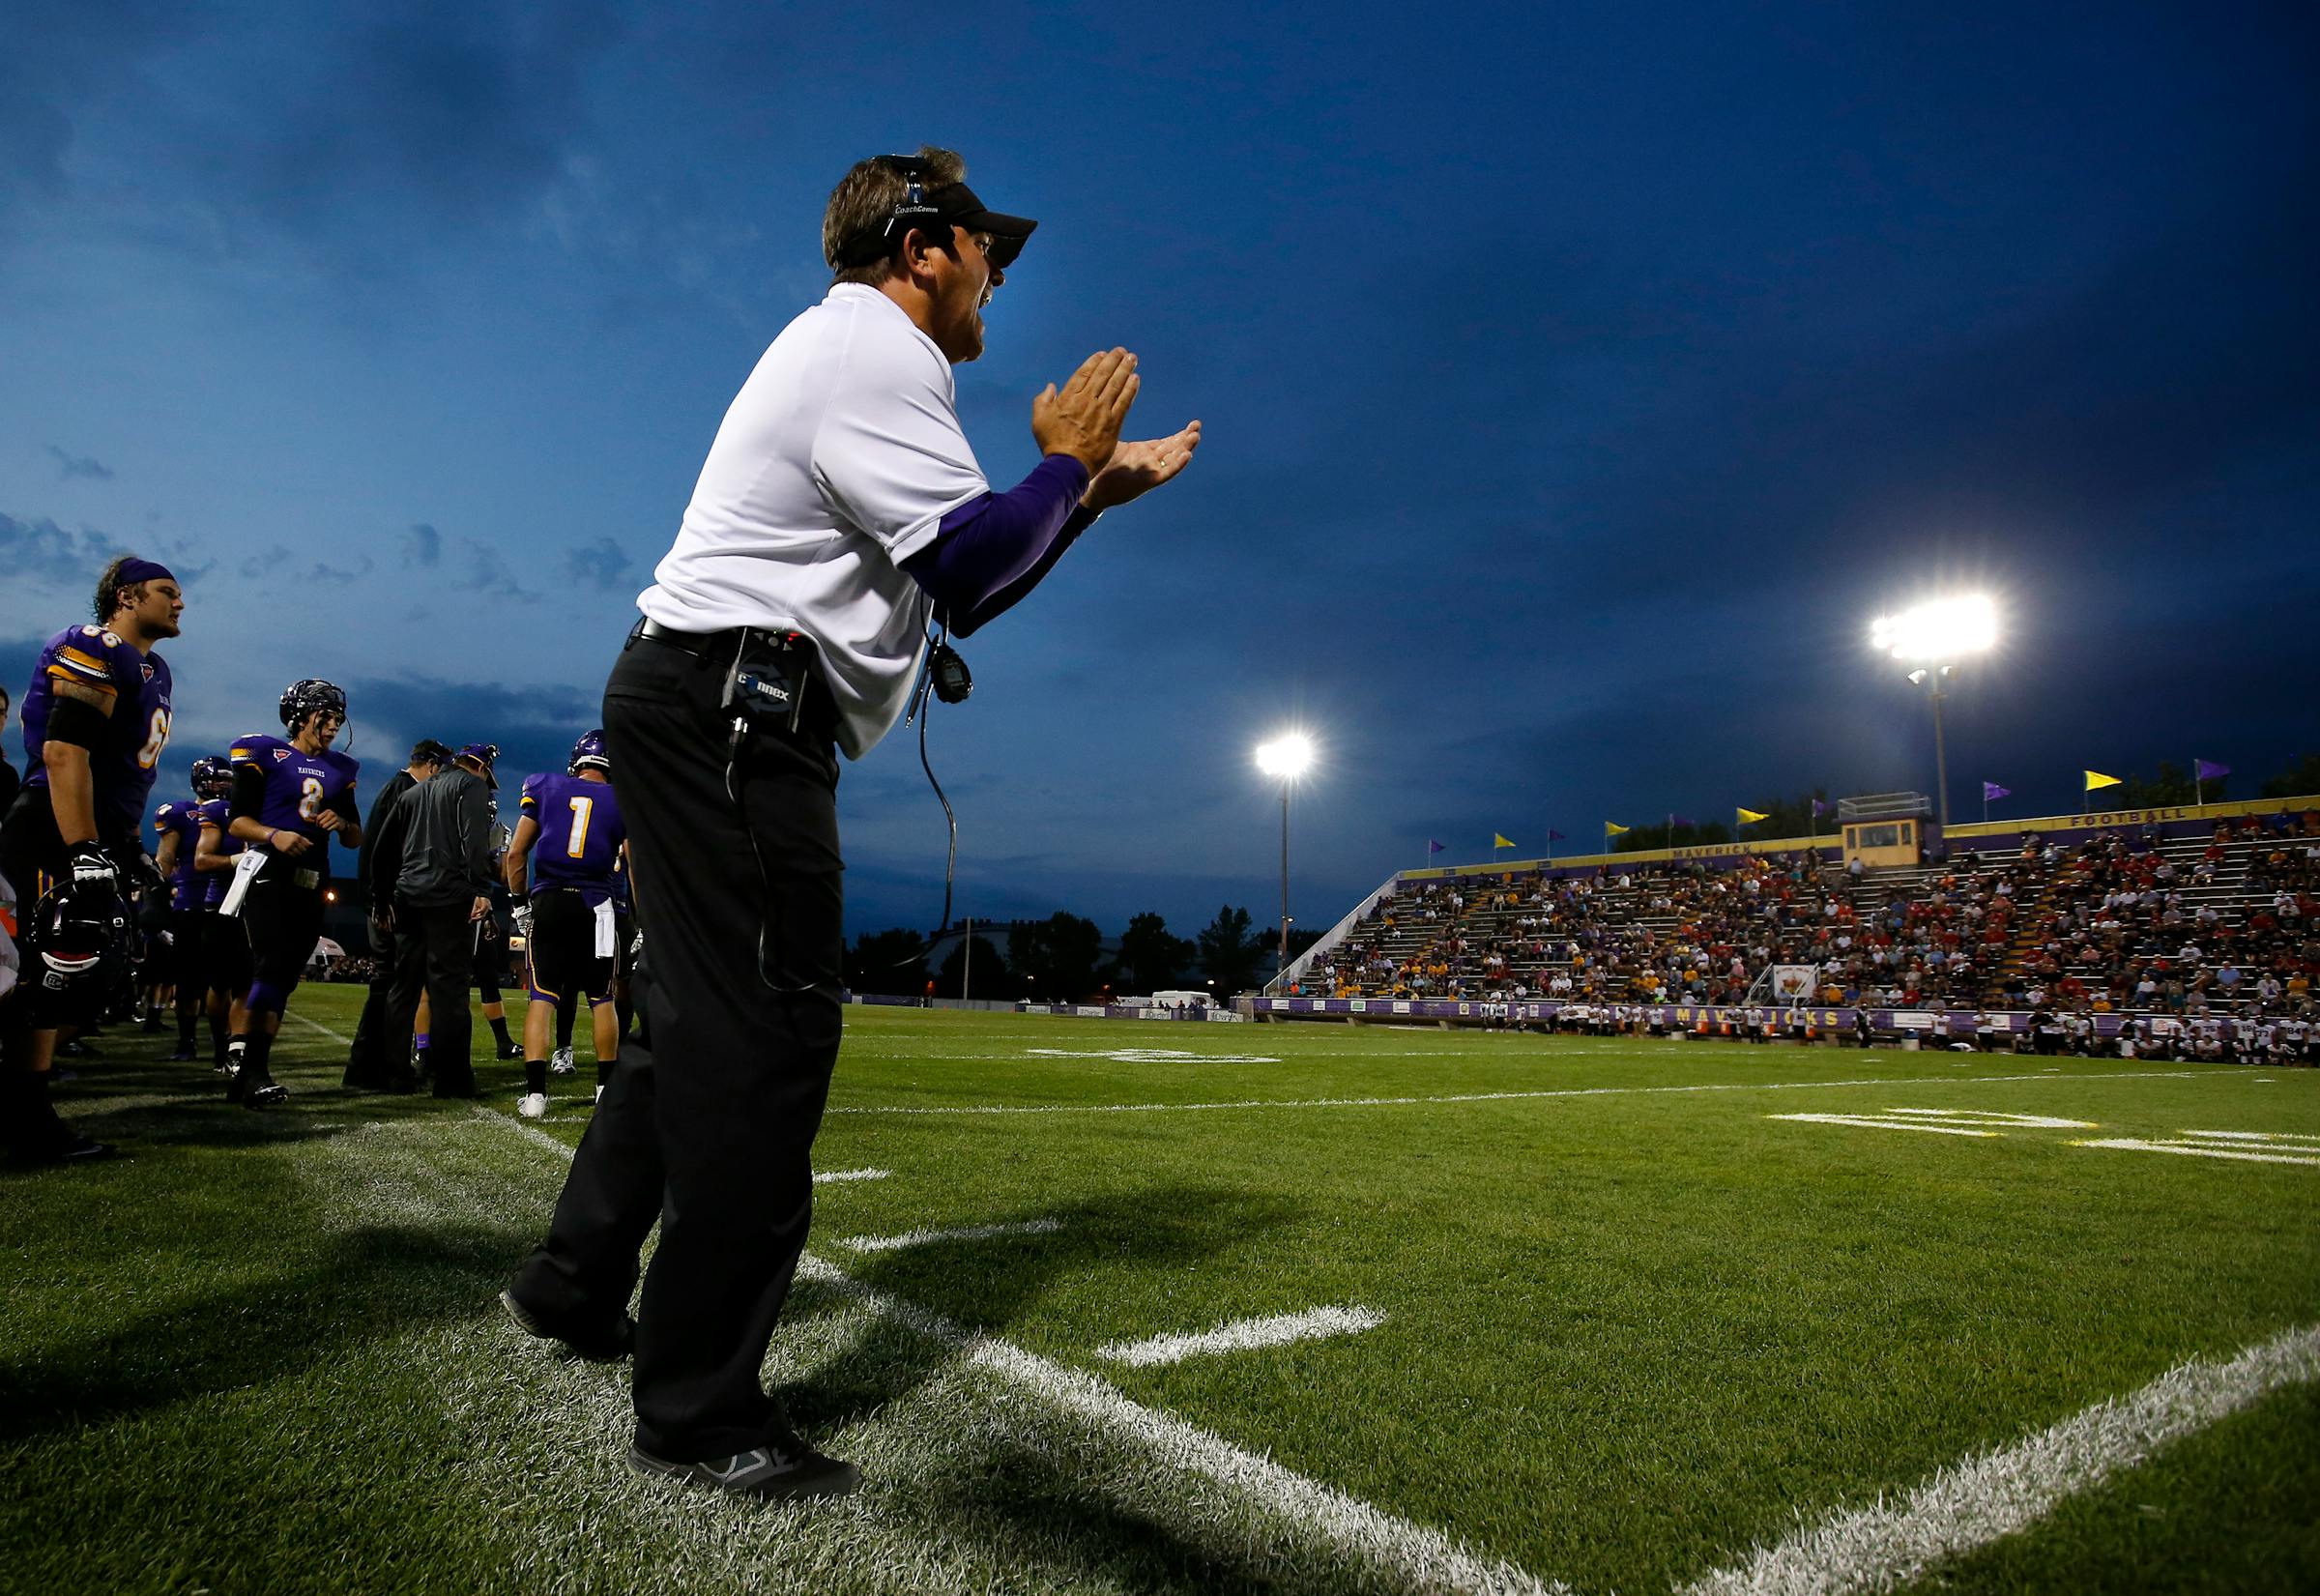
[152,798,204,912]
[194,797,244,909]
[20,624,174,846]
[520,771,625,905]
[228,733,361,881]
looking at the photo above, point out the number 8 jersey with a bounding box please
[520,771,625,905]
[227,734,361,878]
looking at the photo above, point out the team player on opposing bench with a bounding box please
[504,730,627,1118]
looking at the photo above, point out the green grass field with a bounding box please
[4,992,2316,1595]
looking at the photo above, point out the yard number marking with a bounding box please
[1097,1305,1387,1367]
[1769,1108,2098,1138]
[2072,1129,2320,1168]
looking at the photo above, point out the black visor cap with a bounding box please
[940,183,1036,268]
[838,181,1037,270]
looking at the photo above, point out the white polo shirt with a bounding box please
[638,284,986,759]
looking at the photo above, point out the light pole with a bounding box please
[1870,595,1997,830]
[1254,733,1316,980]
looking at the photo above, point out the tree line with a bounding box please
[845,906,1324,1000]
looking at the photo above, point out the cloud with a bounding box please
[238,545,373,586]
[343,671,599,788]
[450,534,539,602]
[218,2,623,241]
[0,0,192,209]
[403,522,442,566]
[562,536,630,591]
[44,445,114,481]
[0,510,112,584]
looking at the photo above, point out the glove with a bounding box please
[510,903,533,940]
[68,846,122,905]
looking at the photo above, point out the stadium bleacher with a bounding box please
[1278,799,2320,1041]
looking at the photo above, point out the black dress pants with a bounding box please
[347,914,398,1080]
[519,630,844,1462]
[390,897,478,1097]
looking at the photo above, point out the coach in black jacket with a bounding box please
[379,743,497,1099]
[345,738,450,1089]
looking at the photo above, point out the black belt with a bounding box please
[631,616,838,734]
[634,616,816,660]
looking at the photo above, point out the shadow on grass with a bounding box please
[0,1219,534,1443]
[33,1048,511,1161]
[915,1430,1351,1596]
[782,1182,1301,1435]
[771,1186,1387,1595]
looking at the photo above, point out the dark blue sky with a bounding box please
[5,2,2315,940]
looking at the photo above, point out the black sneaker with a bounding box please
[5,1115,118,1167]
[239,1067,287,1108]
[499,1289,634,1361]
[628,1431,859,1501]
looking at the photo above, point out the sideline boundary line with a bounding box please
[826,1068,2209,1117]
[1679,1322,2320,1596]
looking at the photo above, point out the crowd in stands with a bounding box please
[1303,811,2320,1036]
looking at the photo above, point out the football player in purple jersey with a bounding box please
[192,774,252,1073]
[220,681,362,1107]
[1,555,183,1164]
[151,755,229,1061]
[504,730,628,1117]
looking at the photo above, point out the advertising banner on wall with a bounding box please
[1770,964,1820,1001]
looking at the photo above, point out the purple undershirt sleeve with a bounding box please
[901,453,1099,636]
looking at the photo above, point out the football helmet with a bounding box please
[190,754,232,799]
[278,678,348,730]
[568,729,611,775]
[28,879,128,987]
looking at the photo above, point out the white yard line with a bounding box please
[829,1069,2208,1117]
[2072,1139,2320,1168]
[1766,1115,1997,1138]
[815,1166,892,1182]
[1097,1306,1387,1368]
[2181,1129,2320,1145]
[289,1011,360,1047]
[832,1218,1063,1253]
[1679,1322,2320,1596]
[795,1258,1563,1596]
[458,1095,1560,1596]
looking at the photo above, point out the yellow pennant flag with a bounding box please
[1493,833,1515,849]
[1736,807,1769,825]
[2084,770,2122,791]
[1605,821,1630,837]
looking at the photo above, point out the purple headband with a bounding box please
[116,558,177,587]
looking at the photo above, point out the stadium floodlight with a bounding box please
[1254,732,1319,988]
[1870,595,1998,663]
[1870,595,1997,829]
[1254,733,1316,781]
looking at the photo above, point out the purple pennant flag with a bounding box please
[1983,781,2011,802]
[1427,839,1444,855]
[1548,828,1566,842]
[1811,798,1827,818]
[1671,814,1694,828]
[2194,758,2230,782]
